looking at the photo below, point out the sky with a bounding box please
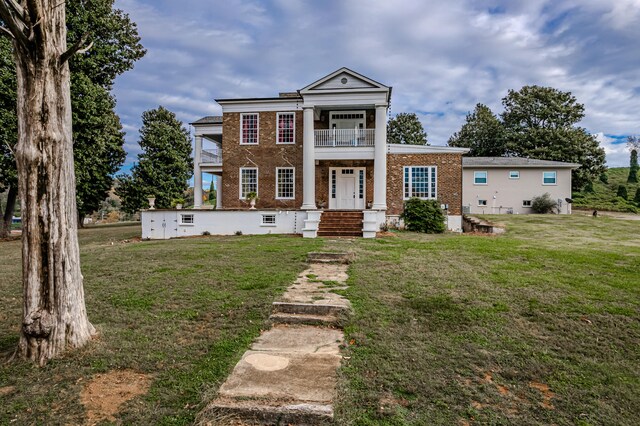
[112,0,640,181]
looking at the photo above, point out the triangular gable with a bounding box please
[300,67,388,92]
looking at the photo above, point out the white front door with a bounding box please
[337,175,356,209]
[329,167,366,210]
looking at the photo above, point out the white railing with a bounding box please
[314,129,375,147]
[201,149,222,164]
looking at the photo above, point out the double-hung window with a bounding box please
[276,167,295,199]
[474,171,488,185]
[240,168,258,198]
[276,112,295,144]
[241,113,259,144]
[403,166,437,199]
[543,171,557,185]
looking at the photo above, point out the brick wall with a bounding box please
[386,153,464,216]
[222,111,303,209]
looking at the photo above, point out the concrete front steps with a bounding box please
[200,254,352,425]
[317,210,363,237]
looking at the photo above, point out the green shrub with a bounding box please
[617,185,628,200]
[401,198,446,233]
[599,173,609,184]
[634,188,640,205]
[531,193,558,214]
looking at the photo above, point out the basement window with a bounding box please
[522,200,532,207]
[261,214,276,226]
[478,200,488,206]
[180,214,194,225]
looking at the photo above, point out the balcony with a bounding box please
[314,129,375,147]
[201,148,222,165]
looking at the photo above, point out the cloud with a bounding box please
[112,0,640,170]
[594,133,630,167]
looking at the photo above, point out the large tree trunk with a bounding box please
[10,1,94,365]
[0,184,18,239]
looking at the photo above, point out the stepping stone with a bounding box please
[200,254,353,425]
[202,326,343,425]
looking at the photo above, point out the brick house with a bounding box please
[142,68,468,239]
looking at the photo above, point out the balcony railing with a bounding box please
[314,129,375,147]
[201,149,222,164]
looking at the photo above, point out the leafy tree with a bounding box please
[627,149,638,183]
[448,104,506,156]
[387,113,428,145]
[401,198,445,233]
[617,185,628,200]
[501,85,606,191]
[117,107,193,213]
[72,73,126,225]
[0,37,17,238]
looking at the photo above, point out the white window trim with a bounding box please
[542,171,557,186]
[509,171,520,179]
[403,165,438,200]
[261,214,277,227]
[275,167,295,200]
[240,113,259,145]
[478,200,488,206]
[276,112,296,144]
[474,171,488,185]
[239,167,258,199]
[522,200,532,207]
[179,214,195,226]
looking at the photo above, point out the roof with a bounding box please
[191,116,223,125]
[388,144,470,155]
[462,157,580,168]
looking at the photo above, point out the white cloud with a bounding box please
[594,133,630,167]
[112,0,640,170]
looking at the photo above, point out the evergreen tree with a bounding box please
[617,185,628,200]
[634,187,640,205]
[627,149,638,183]
[117,107,193,213]
[387,113,428,145]
[448,104,506,156]
[208,179,216,205]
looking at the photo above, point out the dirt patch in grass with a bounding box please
[80,370,152,425]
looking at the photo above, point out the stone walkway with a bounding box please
[199,253,352,425]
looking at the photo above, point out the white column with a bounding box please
[372,103,388,210]
[194,135,203,209]
[216,174,222,209]
[301,106,317,210]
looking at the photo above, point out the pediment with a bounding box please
[300,68,388,93]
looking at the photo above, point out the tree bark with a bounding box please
[8,0,95,365]
[0,184,17,239]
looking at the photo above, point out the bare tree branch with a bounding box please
[5,0,24,18]
[0,2,30,51]
[0,24,15,39]
[59,31,90,64]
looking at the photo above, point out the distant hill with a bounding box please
[572,167,639,213]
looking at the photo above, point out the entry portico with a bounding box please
[298,68,390,212]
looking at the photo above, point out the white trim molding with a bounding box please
[240,113,259,145]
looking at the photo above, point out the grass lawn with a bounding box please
[0,224,322,425]
[1,216,639,425]
[329,215,640,425]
